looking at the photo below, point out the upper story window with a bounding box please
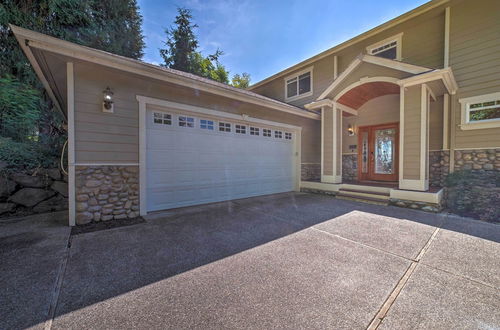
[366,33,403,61]
[460,92,500,130]
[284,67,313,101]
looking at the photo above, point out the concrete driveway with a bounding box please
[1,193,499,329]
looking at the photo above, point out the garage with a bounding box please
[144,104,299,212]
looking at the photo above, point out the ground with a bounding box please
[1,193,499,329]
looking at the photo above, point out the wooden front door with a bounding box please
[358,123,399,182]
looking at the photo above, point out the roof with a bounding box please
[248,0,449,90]
[10,25,320,120]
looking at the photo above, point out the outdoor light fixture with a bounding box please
[347,124,355,136]
[102,87,114,113]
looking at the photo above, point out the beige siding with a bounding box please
[73,61,320,164]
[403,86,422,180]
[342,95,400,152]
[251,5,446,106]
[450,0,500,149]
[323,108,333,175]
[335,109,342,176]
[429,96,443,151]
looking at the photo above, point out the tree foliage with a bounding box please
[160,7,249,86]
[231,72,251,89]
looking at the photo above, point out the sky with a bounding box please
[137,0,429,84]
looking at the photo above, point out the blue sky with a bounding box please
[137,0,428,84]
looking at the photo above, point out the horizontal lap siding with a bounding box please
[450,0,500,149]
[323,109,333,175]
[403,86,422,180]
[73,62,320,164]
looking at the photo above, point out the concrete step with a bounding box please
[336,192,389,205]
[339,188,390,198]
[341,183,392,194]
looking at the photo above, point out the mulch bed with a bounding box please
[71,216,146,235]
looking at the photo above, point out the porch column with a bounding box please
[321,103,342,183]
[399,84,431,191]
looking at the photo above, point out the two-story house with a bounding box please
[11,0,499,225]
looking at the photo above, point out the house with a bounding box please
[10,0,500,226]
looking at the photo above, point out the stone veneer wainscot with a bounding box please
[75,166,139,225]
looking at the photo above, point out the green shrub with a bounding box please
[445,170,500,222]
[0,137,58,171]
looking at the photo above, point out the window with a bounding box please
[179,116,194,128]
[285,132,292,140]
[235,124,246,134]
[200,119,214,130]
[460,92,500,130]
[274,130,283,139]
[366,33,402,60]
[250,127,260,136]
[153,112,171,125]
[263,128,271,137]
[219,122,231,132]
[285,67,313,101]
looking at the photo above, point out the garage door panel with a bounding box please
[146,109,296,212]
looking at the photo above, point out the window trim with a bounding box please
[459,92,500,130]
[263,128,272,137]
[284,66,314,102]
[219,121,232,132]
[250,126,260,136]
[200,118,215,130]
[366,33,403,61]
[153,111,172,125]
[178,115,195,128]
[235,124,247,134]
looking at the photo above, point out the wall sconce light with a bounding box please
[347,124,355,136]
[102,87,114,113]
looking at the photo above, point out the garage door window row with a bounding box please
[153,111,293,140]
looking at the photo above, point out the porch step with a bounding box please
[336,187,390,205]
[341,183,392,194]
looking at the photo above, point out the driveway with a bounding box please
[1,193,499,329]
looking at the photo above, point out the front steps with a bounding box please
[336,184,391,205]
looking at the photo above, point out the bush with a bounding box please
[445,170,500,222]
[0,137,59,171]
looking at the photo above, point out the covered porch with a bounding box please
[303,55,457,210]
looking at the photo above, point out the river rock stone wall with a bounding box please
[342,154,358,182]
[0,168,68,218]
[454,148,500,172]
[75,166,139,225]
[301,163,321,181]
[429,150,450,187]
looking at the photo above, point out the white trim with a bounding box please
[334,76,401,102]
[72,163,140,166]
[366,33,403,61]
[321,175,337,184]
[10,25,318,121]
[335,103,358,116]
[443,94,449,149]
[305,98,334,110]
[67,62,75,227]
[444,7,450,68]
[249,0,450,90]
[321,106,325,178]
[301,181,341,192]
[454,147,500,151]
[459,92,500,130]
[420,84,429,191]
[398,67,458,95]
[318,57,362,100]
[137,95,302,214]
[332,104,338,182]
[284,66,314,102]
[399,179,427,191]
[399,85,405,189]
[390,188,442,204]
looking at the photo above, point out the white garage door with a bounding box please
[146,108,296,212]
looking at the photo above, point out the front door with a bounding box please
[358,123,399,182]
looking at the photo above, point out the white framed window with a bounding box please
[366,33,403,60]
[459,92,500,130]
[219,122,231,132]
[200,119,214,130]
[153,112,172,125]
[235,124,246,134]
[263,128,272,137]
[179,116,194,128]
[285,132,292,140]
[274,130,283,139]
[284,66,313,101]
[250,127,260,136]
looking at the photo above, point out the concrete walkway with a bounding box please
[1,193,499,329]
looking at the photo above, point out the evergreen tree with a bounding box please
[231,73,251,89]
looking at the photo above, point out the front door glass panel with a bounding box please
[374,128,396,174]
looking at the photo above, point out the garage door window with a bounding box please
[250,127,259,135]
[285,132,292,140]
[219,122,231,132]
[274,130,283,138]
[179,116,194,128]
[235,124,246,134]
[263,128,271,137]
[200,119,214,130]
[153,112,171,125]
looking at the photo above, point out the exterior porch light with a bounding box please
[347,124,355,136]
[102,87,114,113]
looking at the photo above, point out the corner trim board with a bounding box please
[67,62,75,226]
